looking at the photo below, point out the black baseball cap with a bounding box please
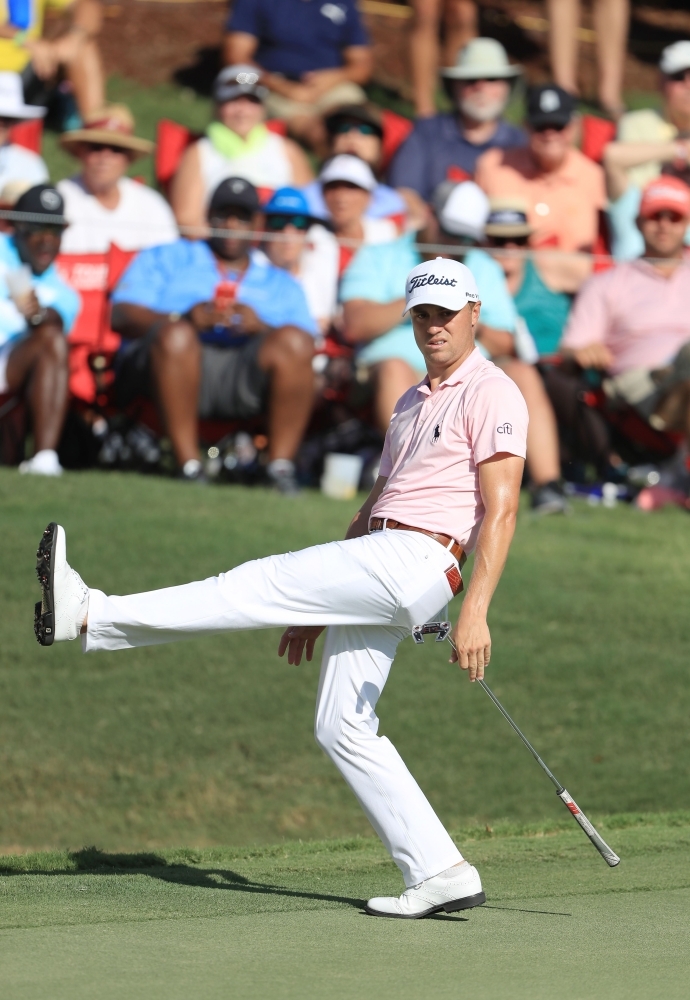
[526,85,576,129]
[15,184,67,225]
[208,177,260,216]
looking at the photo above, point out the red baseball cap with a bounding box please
[639,176,690,219]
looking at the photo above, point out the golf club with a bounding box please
[412,622,621,867]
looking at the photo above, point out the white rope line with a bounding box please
[0,209,684,267]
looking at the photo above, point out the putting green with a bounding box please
[1,814,688,999]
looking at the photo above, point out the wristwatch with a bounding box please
[28,308,48,327]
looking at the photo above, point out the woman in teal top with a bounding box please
[512,257,572,358]
[483,201,590,358]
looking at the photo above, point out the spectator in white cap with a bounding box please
[433,181,567,513]
[319,154,398,275]
[171,65,314,235]
[0,73,48,192]
[604,40,690,260]
[389,38,525,203]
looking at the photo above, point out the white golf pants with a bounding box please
[84,529,464,885]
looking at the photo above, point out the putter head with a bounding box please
[412,621,451,644]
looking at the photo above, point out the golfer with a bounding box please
[34,257,528,919]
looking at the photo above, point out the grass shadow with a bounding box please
[1,848,367,912]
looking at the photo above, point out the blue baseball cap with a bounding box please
[264,187,311,216]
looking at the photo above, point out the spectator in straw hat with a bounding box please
[171,65,313,236]
[389,38,525,203]
[0,184,79,477]
[57,105,178,254]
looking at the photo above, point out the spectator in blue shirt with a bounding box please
[389,38,526,202]
[0,184,79,477]
[224,0,373,154]
[111,178,316,493]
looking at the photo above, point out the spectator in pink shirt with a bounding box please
[549,176,690,476]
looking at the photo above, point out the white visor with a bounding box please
[403,257,480,316]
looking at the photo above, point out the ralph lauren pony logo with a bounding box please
[431,422,442,444]
[496,422,513,435]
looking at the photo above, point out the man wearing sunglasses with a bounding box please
[0,184,79,476]
[261,187,338,334]
[476,85,606,255]
[111,177,318,491]
[553,176,690,480]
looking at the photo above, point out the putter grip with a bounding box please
[557,789,620,867]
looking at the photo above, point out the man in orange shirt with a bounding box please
[476,85,606,254]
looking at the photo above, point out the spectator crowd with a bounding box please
[1,2,690,512]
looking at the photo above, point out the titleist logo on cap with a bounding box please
[409,273,458,291]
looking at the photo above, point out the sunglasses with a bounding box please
[333,122,379,136]
[211,209,254,226]
[84,142,129,154]
[265,214,310,231]
[646,210,686,224]
[0,116,19,128]
[531,122,568,133]
[667,69,690,84]
[489,234,530,247]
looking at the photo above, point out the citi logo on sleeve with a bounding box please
[497,422,513,434]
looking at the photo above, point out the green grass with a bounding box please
[1,813,689,998]
[2,468,690,996]
[2,467,690,852]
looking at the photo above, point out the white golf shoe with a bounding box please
[34,523,89,645]
[366,862,485,919]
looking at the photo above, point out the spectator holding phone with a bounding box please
[111,178,317,493]
[0,184,79,476]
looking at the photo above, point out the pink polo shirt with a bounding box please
[371,348,528,552]
[561,259,690,375]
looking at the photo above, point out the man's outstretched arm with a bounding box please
[277,476,388,664]
[450,453,523,682]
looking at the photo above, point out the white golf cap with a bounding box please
[435,180,490,241]
[0,71,45,120]
[441,37,521,80]
[659,40,690,76]
[403,257,480,316]
[319,154,376,192]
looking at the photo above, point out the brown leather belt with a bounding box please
[369,517,466,595]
